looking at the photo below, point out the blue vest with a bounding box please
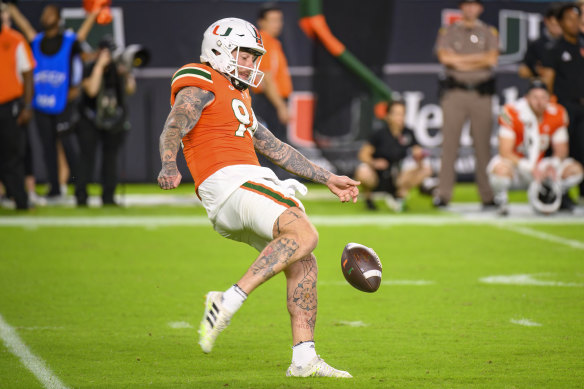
[32,31,76,114]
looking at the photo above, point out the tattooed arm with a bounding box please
[253,123,361,203]
[158,86,214,190]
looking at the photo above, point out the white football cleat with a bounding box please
[198,291,233,353]
[286,356,352,378]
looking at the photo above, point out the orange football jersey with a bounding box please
[170,63,260,190]
[498,98,568,161]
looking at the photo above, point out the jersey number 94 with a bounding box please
[232,98,258,138]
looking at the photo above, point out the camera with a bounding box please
[118,44,150,69]
[98,35,150,69]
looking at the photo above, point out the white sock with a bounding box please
[221,284,247,313]
[292,341,317,367]
[488,173,511,193]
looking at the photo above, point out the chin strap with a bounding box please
[231,77,249,91]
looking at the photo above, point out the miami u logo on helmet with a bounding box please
[212,25,233,36]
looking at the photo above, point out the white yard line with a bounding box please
[498,224,584,250]
[510,318,542,327]
[1,214,583,228]
[479,274,584,287]
[335,320,369,327]
[0,313,69,389]
[168,321,193,329]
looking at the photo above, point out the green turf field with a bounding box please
[0,185,583,388]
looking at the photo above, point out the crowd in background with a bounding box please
[1,0,583,215]
[0,0,133,210]
[356,0,584,215]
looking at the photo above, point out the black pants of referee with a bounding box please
[563,102,584,199]
[34,110,79,197]
[0,99,28,209]
[75,115,126,206]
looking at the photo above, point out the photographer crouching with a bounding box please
[75,35,136,207]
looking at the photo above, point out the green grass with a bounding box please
[0,184,583,388]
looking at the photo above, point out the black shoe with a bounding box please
[481,200,498,211]
[559,193,576,212]
[432,196,448,208]
[76,196,88,207]
[365,198,378,211]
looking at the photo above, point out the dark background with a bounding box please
[13,0,556,182]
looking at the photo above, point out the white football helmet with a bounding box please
[528,157,562,214]
[200,18,266,90]
[528,179,562,214]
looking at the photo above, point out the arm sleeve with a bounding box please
[521,42,537,73]
[71,54,83,87]
[498,126,516,140]
[485,26,499,51]
[551,127,568,144]
[170,65,215,106]
[498,105,518,140]
[16,42,34,73]
[368,130,381,148]
[498,105,515,129]
[551,107,570,144]
[434,27,450,53]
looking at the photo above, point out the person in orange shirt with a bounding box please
[252,3,294,178]
[158,17,359,378]
[0,1,34,210]
[8,2,101,201]
[487,79,583,215]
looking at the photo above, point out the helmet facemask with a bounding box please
[229,47,264,90]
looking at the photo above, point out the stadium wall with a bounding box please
[15,0,553,182]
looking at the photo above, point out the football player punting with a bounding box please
[157,18,358,378]
[487,79,584,215]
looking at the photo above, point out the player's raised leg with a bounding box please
[283,254,351,378]
[238,207,318,293]
[199,207,318,353]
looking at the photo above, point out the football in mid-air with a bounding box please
[341,243,382,292]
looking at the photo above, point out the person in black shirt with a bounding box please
[75,36,136,207]
[543,4,584,203]
[518,4,563,79]
[8,3,101,201]
[354,100,431,211]
[578,0,584,36]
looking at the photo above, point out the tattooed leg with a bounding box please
[284,254,318,344]
[236,207,318,295]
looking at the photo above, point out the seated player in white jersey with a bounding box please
[157,18,360,378]
[487,79,583,215]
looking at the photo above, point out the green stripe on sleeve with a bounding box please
[172,68,212,83]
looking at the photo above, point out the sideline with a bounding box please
[1,214,583,228]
